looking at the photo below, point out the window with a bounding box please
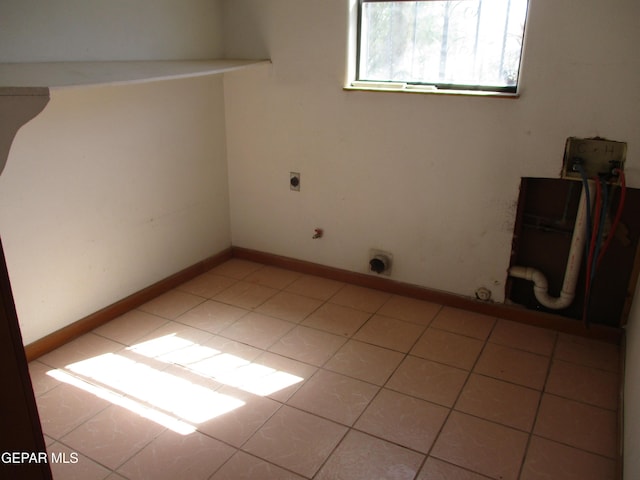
[355,0,529,94]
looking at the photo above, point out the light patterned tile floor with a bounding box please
[29,259,621,479]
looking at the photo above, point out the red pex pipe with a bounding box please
[597,169,626,268]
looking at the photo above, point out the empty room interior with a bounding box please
[1,0,639,479]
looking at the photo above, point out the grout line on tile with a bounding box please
[306,427,349,479]
[35,259,621,480]
[422,457,496,480]
[527,432,620,462]
[47,439,122,478]
[208,450,305,480]
[420,321,496,463]
[516,328,561,479]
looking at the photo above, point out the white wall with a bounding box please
[222,0,640,476]
[0,76,231,345]
[1,0,639,471]
[0,0,230,344]
[625,285,640,478]
[222,0,640,302]
[0,0,223,62]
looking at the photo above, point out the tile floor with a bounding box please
[28,259,622,480]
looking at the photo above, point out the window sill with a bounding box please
[344,83,519,99]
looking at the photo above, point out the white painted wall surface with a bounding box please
[221,0,640,474]
[0,0,223,62]
[1,0,638,468]
[625,285,640,479]
[0,75,231,345]
[0,0,229,344]
[222,0,640,302]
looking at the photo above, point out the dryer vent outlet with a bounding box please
[369,250,392,275]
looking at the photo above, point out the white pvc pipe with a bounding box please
[509,181,594,310]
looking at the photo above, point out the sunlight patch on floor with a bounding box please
[45,332,304,435]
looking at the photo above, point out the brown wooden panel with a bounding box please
[0,239,52,479]
[508,177,640,327]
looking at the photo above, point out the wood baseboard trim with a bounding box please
[25,244,622,362]
[232,247,623,344]
[24,248,232,361]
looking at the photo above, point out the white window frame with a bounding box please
[346,0,529,97]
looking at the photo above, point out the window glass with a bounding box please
[358,0,529,93]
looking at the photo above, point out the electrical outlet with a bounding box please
[290,172,300,191]
[562,137,626,181]
[369,249,393,275]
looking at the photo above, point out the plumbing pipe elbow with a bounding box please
[508,266,548,289]
[535,288,575,310]
[529,269,549,291]
[507,182,592,311]
[508,266,575,310]
[558,290,576,308]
